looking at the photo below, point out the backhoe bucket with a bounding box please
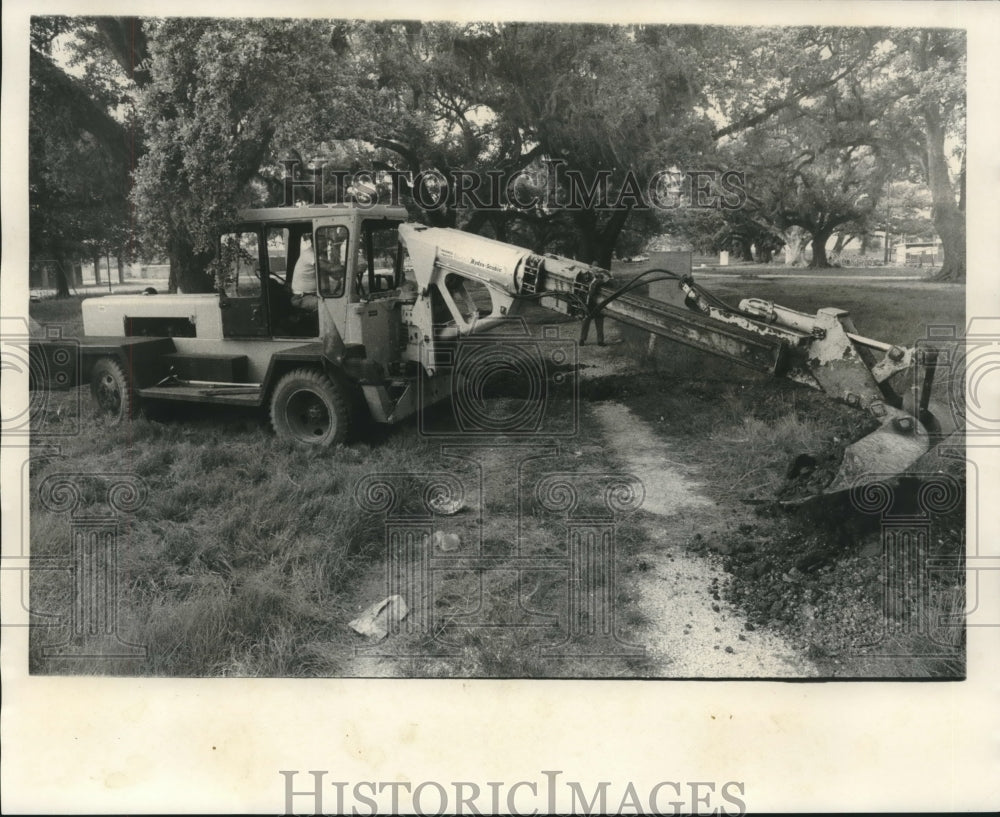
[823,413,932,495]
[782,407,933,503]
[776,322,947,503]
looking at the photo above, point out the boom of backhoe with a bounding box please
[398,223,939,497]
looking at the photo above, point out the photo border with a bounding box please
[3,1,998,813]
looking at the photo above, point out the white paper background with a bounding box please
[3,1,998,813]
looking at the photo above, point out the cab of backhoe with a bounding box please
[214,205,411,357]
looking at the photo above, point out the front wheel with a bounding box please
[90,357,134,422]
[269,368,350,447]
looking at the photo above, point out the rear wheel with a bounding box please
[90,357,134,422]
[269,368,350,447]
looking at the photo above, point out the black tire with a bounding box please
[269,368,350,447]
[90,357,134,422]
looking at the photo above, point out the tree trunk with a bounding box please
[809,227,835,268]
[594,243,615,270]
[572,210,598,264]
[958,152,966,213]
[92,249,102,285]
[489,212,511,243]
[594,208,631,270]
[117,253,125,284]
[168,236,215,293]
[782,227,808,266]
[54,259,71,298]
[462,208,490,236]
[734,237,754,261]
[923,104,965,282]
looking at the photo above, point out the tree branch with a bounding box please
[30,46,130,164]
[93,17,151,86]
[712,52,872,141]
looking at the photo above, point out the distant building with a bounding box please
[892,240,943,265]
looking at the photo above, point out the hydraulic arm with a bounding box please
[398,224,938,497]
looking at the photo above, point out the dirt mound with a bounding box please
[687,488,965,675]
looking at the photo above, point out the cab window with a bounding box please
[316,225,349,298]
[217,230,263,297]
[444,273,493,322]
[397,240,415,285]
[357,221,402,295]
[265,227,289,284]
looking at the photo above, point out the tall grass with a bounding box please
[29,401,417,675]
[29,294,88,338]
[707,414,822,497]
[29,377,653,677]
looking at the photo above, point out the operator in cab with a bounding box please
[316,228,347,298]
[290,233,318,310]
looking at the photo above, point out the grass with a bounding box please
[29,409,403,676]
[29,294,87,338]
[592,362,967,678]
[27,270,966,678]
[28,355,653,677]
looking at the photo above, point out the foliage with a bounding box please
[882,30,966,281]
[132,18,360,291]
[480,24,711,266]
[703,29,894,267]
[29,20,967,287]
[876,179,935,246]
[29,17,134,295]
[341,23,714,265]
[665,206,784,261]
[700,27,964,276]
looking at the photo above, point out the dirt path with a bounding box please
[590,401,816,677]
[342,321,815,678]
